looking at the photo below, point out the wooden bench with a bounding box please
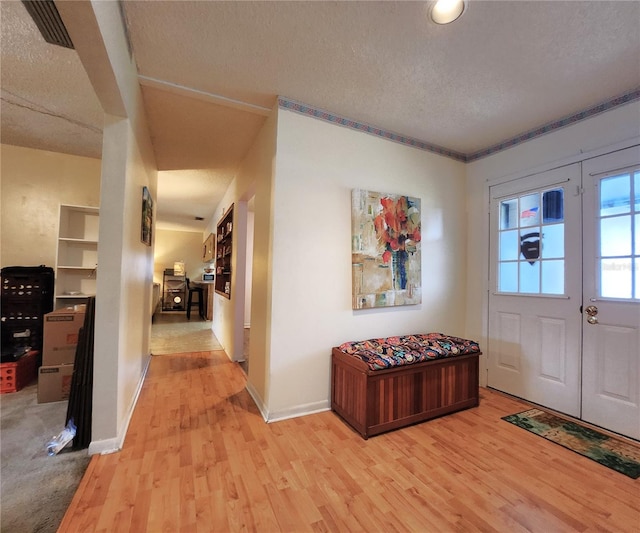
[331,333,480,439]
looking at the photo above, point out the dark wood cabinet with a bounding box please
[215,205,233,298]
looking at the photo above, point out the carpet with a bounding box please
[502,408,640,479]
[1,382,91,532]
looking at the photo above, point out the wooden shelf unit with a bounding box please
[215,205,233,298]
[162,270,186,311]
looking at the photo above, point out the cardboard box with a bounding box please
[43,305,86,366]
[38,364,74,403]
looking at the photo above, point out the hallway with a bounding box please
[150,312,223,355]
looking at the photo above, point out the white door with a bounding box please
[582,146,640,440]
[488,146,640,440]
[488,164,583,416]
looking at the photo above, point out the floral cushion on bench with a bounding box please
[337,333,480,370]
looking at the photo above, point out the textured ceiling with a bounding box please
[0,1,102,159]
[2,1,639,232]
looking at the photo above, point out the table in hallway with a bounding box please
[191,280,215,320]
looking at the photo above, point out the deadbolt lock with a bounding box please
[585,305,598,316]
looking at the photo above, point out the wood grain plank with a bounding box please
[58,350,640,533]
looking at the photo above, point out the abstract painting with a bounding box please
[351,189,422,309]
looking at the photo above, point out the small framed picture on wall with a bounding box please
[141,186,153,246]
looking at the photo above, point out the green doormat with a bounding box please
[502,408,640,479]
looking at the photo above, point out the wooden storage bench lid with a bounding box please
[335,333,480,371]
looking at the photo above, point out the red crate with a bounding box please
[1,350,38,394]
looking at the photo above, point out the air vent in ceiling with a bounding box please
[22,0,74,49]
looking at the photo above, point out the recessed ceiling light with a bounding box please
[429,0,467,25]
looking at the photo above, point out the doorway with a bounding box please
[487,145,640,440]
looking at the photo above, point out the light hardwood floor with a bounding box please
[59,350,639,532]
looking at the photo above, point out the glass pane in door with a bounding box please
[542,260,564,294]
[520,261,540,293]
[520,194,540,227]
[601,258,632,298]
[500,199,518,229]
[499,262,518,292]
[543,189,564,222]
[499,230,519,261]
[497,188,565,295]
[601,216,631,256]
[600,174,630,216]
[597,169,638,300]
[542,224,564,258]
[635,214,640,257]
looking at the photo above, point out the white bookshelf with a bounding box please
[55,205,99,309]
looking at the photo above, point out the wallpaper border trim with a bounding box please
[278,88,640,163]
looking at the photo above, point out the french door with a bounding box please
[488,145,640,439]
[581,147,640,439]
[488,164,583,417]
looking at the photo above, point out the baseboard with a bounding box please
[245,380,268,421]
[244,382,330,423]
[266,400,331,423]
[87,354,151,456]
[88,437,120,456]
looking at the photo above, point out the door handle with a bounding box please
[585,305,598,325]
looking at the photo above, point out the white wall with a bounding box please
[465,101,640,386]
[266,109,468,420]
[0,145,101,268]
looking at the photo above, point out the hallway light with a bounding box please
[429,0,467,25]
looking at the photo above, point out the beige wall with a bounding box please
[0,144,101,268]
[213,105,470,421]
[213,105,469,421]
[57,0,158,454]
[206,107,277,411]
[244,210,254,327]
[153,229,206,285]
[263,109,468,420]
